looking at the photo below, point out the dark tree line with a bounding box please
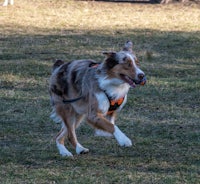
[93,0,199,3]
[156,0,199,3]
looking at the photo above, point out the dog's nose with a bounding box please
[138,73,145,80]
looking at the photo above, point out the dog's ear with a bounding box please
[102,51,116,58]
[52,59,64,71]
[103,52,118,69]
[123,41,133,52]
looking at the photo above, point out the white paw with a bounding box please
[76,143,89,155]
[113,125,132,147]
[95,129,113,137]
[118,136,132,147]
[57,143,73,157]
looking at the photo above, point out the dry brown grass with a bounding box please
[1,0,200,35]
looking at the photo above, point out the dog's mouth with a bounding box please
[120,74,146,88]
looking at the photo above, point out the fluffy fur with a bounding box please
[49,41,146,157]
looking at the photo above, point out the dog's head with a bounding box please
[103,41,146,88]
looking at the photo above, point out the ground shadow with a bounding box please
[0,25,200,183]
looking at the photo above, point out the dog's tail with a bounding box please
[52,59,64,72]
[50,108,62,123]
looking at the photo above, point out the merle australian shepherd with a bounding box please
[49,41,146,157]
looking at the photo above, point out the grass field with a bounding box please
[0,0,200,183]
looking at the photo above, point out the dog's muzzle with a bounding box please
[120,73,146,88]
[135,73,146,86]
[134,76,146,86]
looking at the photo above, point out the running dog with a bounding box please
[3,0,14,6]
[49,41,146,157]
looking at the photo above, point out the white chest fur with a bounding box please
[98,77,130,100]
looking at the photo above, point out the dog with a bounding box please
[3,0,14,6]
[49,41,146,157]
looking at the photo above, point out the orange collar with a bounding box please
[107,96,125,115]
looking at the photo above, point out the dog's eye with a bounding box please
[127,60,133,67]
[123,56,127,61]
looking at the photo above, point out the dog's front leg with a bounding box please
[87,113,132,147]
[95,113,115,137]
[113,125,132,147]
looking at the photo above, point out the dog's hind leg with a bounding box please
[56,123,73,157]
[56,105,89,156]
[68,113,89,155]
